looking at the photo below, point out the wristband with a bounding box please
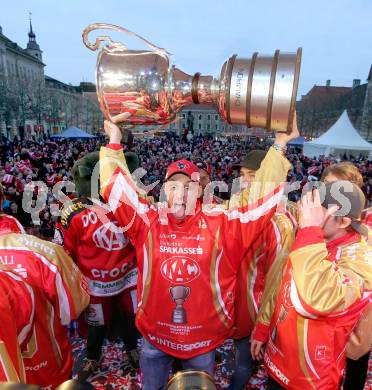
[272,143,287,154]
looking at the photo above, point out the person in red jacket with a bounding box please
[0,267,34,383]
[99,118,298,389]
[59,151,141,379]
[1,183,89,388]
[263,182,372,389]
[0,228,90,389]
[321,161,371,390]
[229,151,297,390]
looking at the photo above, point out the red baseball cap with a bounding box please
[165,160,200,181]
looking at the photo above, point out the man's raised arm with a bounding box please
[100,120,154,245]
[221,116,298,251]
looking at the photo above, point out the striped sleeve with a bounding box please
[221,147,291,256]
[99,145,153,245]
[252,212,296,342]
[290,227,371,316]
[38,243,90,325]
[0,270,34,383]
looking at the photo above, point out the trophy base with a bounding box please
[172,309,187,325]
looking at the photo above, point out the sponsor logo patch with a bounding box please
[161,256,200,283]
[92,221,129,251]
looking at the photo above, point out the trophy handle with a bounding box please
[82,23,170,58]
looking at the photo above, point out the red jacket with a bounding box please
[234,209,296,339]
[0,233,89,388]
[59,197,137,297]
[100,145,290,358]
[265,227,372,389]
[0,267,34,383]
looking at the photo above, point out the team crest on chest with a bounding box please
[161,256,200,283]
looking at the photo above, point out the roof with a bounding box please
[300,85,352,105]
[305,110,372,150]
[0,30,44,65]
[45,75,77,93]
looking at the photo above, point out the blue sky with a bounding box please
[1,0,371,96]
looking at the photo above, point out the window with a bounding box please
[207,114,211,120]
[182,114,185,118]
[215,115,218,120]
[199,124,201,130]
[198,114,202,120]
[207,124,210,130]
[215,124,218,129]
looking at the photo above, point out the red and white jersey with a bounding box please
[99,144,290,358]
[0,233,90,389]
[0,214,25,235]
[59,197,137,297]
[265,227,372,389]
[0,267,34,383]
[234,210,296,339]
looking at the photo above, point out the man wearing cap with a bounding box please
[59,151,141,379]
[99,118,298,388]
[232,150,268,191]
[261,182,372,389]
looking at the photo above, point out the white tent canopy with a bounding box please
[303,110,372,158]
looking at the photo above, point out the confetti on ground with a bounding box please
[72,337,372,389]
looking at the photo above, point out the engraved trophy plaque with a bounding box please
[169,285,190,324]
[83,24,302,134]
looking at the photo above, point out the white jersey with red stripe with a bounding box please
[0,233,90,389]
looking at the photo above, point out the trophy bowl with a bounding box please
[83,24,301,133]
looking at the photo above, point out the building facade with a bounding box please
[162,104,269,138]
[0,21,45,139]
[0,21,102,140]
[297,70,372,141]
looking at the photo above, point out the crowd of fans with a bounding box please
[0,133,371,238]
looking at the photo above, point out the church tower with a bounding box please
[25,14,43,62]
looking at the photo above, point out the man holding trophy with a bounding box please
[98,121,298,389]
[83,24,301,388]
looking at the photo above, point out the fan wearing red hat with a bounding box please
[99,117,299,389]
[164,159,202,220]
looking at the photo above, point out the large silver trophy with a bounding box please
[83,24,301,133]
